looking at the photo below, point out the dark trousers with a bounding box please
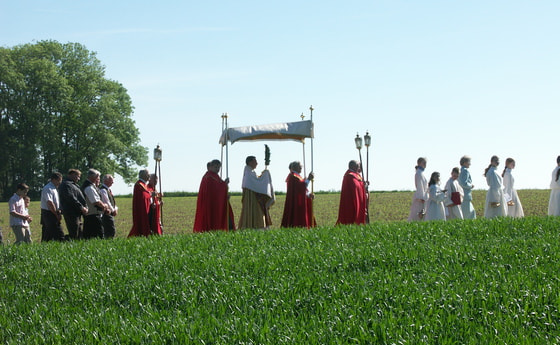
[41,209,65,242]
[83,214,104,239]
[63,213,83,239]
[102,214,116,239]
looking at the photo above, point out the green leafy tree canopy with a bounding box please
[0,40,147,199]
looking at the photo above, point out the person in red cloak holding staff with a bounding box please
[281,161,315,228]
[148,173,163,235]
[128,169,154,237]
[193,159,235,232]
[336,160,368,225]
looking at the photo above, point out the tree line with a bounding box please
[0,40,147,200]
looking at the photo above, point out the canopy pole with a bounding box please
[309,105,314,193]
[300,112,307,177]
[220,114,226,178]
[225,113,229,179]
[302,141,306,178]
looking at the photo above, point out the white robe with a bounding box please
[503,168,524,218]
[458,166,476,219]
[444,177,463,220]
[242,166,274,197]
[484,166,507,218]
[548,166,560,216]
[425,184,446,221]
[408,168,428,221]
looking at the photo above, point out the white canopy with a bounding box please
[219,120,313,145]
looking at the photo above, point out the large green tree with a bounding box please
[0,40,147,199]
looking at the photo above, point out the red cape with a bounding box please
[281,172,314,228]
[193,171,235,232]
[336,169,367,225]
[148,183,163,235]
[128,180,152,237]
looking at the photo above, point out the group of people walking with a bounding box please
[407,155,539,222]
[6,154,560,243]
[5,168,120,244]
[191,156,369,233]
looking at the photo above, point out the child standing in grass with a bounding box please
[9,183,33,244]
[548,155,560,216]
[424,172,446,221]
[444,167,464,220]
[502,158,524,218]
[484,156,507,218]
[408,157,428,221]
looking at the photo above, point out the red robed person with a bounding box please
[281,161,316,228]
[128,169,160,237]
[193,159,235,232]
[336,160,368,225]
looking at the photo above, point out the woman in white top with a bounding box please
[408,157,428,221]
[548,156,560,216]
[444,167,464,220]
[425,172,446,221]
[484,156,507,218]
[502,158,524,218]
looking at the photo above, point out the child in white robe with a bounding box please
[548,156,560,216]
[484,156,507,218]
[408,157,428,221]
[502,158,524,218]
[425,172,446,221]
[444,167,463,220]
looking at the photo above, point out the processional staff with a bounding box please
[153,144,163,230]
[221,113,229,179]
[354,133,370,224]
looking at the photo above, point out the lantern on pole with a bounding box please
[364,131,371,183]
[354,133,364,180]
[355,133,370,224]
[354,133,363,150]
[153,144,163,229]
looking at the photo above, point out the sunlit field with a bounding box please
[1,189,558,343]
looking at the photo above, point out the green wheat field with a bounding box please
[1,190,559,344]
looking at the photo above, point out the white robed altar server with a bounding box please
[458,156,476,219]
[424,172,446,221]
[408,157,428,221]
[502,158,524,218]
[444,168,463,220]
[484,156,507,218]
[548,156,560,216]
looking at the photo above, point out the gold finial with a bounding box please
[300,112,305,120]
[309,105,314,111]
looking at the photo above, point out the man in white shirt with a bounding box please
[40,172,64,241]
[99,174,118,238]
[82,169,108,239]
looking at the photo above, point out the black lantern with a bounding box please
[354,133,363,150]
[153,144,162,162]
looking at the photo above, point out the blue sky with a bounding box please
[2,1,559,195]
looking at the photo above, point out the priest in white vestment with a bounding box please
[238,156,275,229]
